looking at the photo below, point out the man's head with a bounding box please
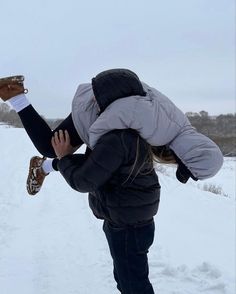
[92,68,146,113]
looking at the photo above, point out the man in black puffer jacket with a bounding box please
[51,69,161,294]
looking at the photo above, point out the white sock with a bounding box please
[8,94,30,112]
[42,159,55,174]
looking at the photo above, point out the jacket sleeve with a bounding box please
[57,132,124,193]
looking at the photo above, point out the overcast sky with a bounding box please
[0,0,235,117]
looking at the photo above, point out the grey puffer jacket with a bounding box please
[71,83,223,180]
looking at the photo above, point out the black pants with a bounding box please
[103,219,155,294]
[17,105,83,169]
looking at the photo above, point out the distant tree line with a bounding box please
[186,111,236,156]
[0,103,235,156]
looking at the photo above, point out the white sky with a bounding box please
[0,0,235,118]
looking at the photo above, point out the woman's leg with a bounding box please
[18,102,84,194]
[0,80,83,157]
[9,94,84,195]
[103,220,155,294]
[18,104,83,158]
[1,83,83,195]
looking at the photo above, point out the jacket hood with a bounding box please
[91,68,146,113]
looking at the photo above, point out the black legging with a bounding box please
[18,105,83,168]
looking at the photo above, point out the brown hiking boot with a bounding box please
[26,156,48,196]
[0,75,28,101]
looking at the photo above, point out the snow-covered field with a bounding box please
[0,126,235,294]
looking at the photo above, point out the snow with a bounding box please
[0,126,235,294]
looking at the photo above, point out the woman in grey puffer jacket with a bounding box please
[71,69,223,183]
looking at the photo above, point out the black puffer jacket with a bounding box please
[57,129,161,225]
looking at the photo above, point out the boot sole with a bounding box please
[27,157,38,196]
[26,156,47,196]
[0,75,25,87]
